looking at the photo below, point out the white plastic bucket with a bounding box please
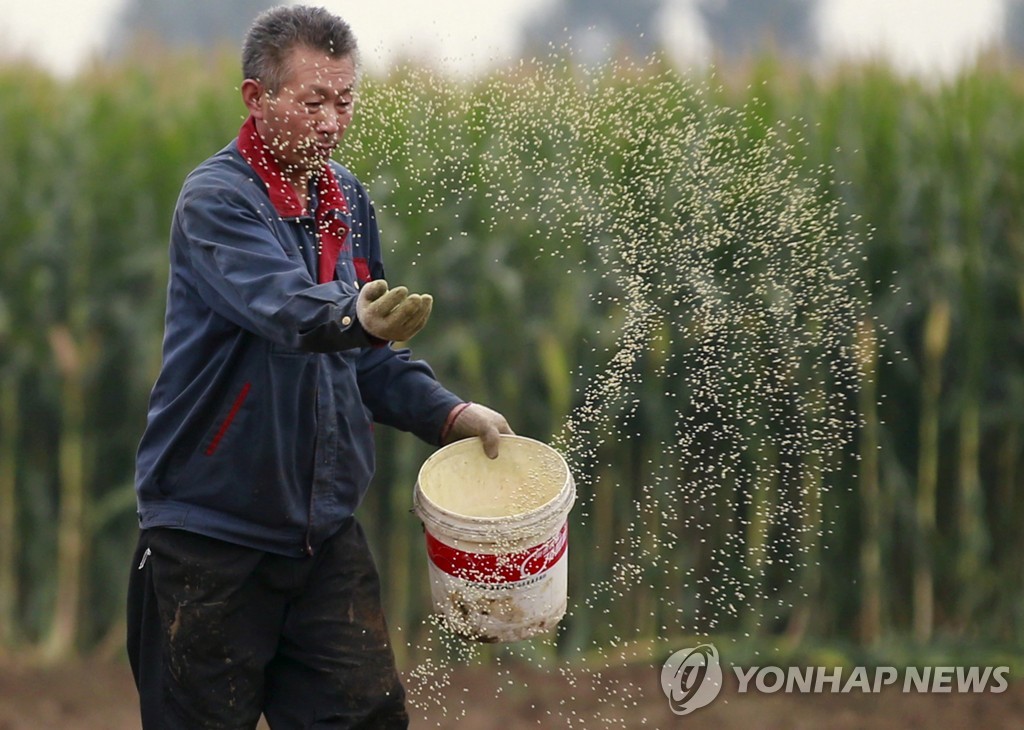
[413,434,576,642]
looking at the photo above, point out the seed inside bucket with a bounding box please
[418,438,569,520]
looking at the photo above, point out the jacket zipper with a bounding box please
[304,219,320,557]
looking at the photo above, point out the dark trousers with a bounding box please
[127,520,408,729]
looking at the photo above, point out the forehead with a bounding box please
[280,45,356,91]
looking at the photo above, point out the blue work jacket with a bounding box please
[134,138,462,556]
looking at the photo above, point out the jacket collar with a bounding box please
[237,115,350,284]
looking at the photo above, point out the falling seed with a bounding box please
[344,48,870,727]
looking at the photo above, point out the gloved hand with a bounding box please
[356,279,432,342]
[443,402,513,459]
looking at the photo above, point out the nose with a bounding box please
[316,107,341,135]
[315,111,339,135]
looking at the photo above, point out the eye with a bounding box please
[337,93,358,113]
[303,100,324,112]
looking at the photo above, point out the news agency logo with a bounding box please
[660,644,724,715]
[661,643,1011,715]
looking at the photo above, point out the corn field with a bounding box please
[0,50,1023,665]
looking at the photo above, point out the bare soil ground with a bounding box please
[1,657,1022,729]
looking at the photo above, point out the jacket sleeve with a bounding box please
[176,181,375,353]
[357,345,464,445]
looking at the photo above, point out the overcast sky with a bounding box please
[0,0,1006,78]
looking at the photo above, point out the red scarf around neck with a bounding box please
[237,115,350,284]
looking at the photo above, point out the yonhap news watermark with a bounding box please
[661,643,1010,716]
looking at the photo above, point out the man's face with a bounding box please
[250,45,357,180]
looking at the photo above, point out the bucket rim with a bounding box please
[414,434,574,525]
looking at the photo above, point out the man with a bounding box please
[127,5,511,728]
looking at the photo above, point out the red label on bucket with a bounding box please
[425,522,568,585]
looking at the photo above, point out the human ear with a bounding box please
[241,79,266,119]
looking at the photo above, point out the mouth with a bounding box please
[299,138,336,160]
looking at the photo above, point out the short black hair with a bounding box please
[242,5,359,92]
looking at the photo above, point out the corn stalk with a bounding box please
[914,297,950,644]
[856,319,882,646]
[0,373,18,651]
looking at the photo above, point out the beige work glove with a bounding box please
[443,402,514,459]
[356,279,432,342]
